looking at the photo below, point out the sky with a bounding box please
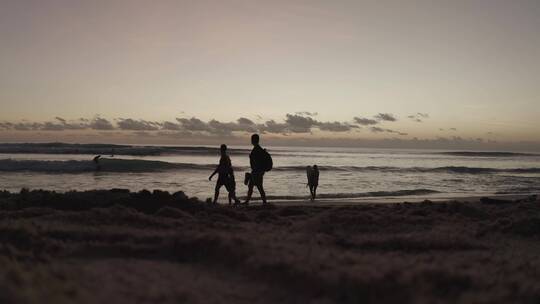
[1,0,539,150]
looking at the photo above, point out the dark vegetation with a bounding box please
[0,190,539,303]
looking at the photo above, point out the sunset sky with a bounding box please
[1,0,539,149]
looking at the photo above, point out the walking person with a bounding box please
[243,134,272,205]
[209,144,240,204]
[307,165,319,201]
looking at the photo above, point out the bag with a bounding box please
[244,172,251,186]
[262,149,273,172]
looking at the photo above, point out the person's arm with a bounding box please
[209,167,218,181]
[249,152,255,171]
[229,166,235,180]
[227,157,235,180]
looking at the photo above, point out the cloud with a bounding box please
[89,117,114,130]
[370,126,407,136]
[161,121,182,131]
[0,122,43,131]
[54,117,88,130]
[1,122,45,131]
[237,117,254,125]
[370,127,385,133]
[0,113,403,137]
[173,117,258,135]
[407,113,429,123]
[117,119,160,131]
[16,117,91,131]
[439,127,459,132]
[408,116,422,123]
[0,122,13,130]
[176,117,212,132]
[236,117,258,133]
[374,113,397,122]
[317,121,358,132]
[41,122,65,131]
[13,123,37,131]
[295,111,318,117]
[259,120,288,134]
[284,114,317,133]
[207,120,239,135]
[353,117,379,126]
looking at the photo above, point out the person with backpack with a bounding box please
[243,134,272,205]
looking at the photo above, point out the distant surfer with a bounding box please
[93,155,102,171]
[209,144,240,205]
[306,165,319,201]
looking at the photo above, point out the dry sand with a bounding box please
[0,189,539,303]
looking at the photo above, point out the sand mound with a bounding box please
[0,189,539,303]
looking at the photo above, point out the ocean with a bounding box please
[0,143,539,201]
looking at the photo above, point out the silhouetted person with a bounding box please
[307,164,319,201]
[244,134,272,204]
[93,155,101,171]
[209,144,240,204]
[306,166,312,197]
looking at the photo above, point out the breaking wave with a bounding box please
[0,143,250,156]
[274,165,540,174]
[436,151,537,157]
[1,158,540,175]
[0,158,218,173]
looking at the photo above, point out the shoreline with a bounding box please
[227,193,539,206]
[2,188,538,206]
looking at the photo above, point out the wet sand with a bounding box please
[0,189,539,303]
[264,193,532,205]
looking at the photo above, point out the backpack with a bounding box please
[262,149,273,172]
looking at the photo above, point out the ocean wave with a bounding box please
[275,165,540,174]
[3,144,538,160]
[1,158,540,174]
[0,158,219,173]
[436,151,537,157]
[429,166,540,174]
[495,187,540,195]
[0,143,250,156]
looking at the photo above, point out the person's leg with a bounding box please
[213,184,221,203]
[244,183,254,204]
[224,179,238,205]
[256,184,267,204]
[309,185,314,200]
[229,190,240,204]
[257,173,267,204]
[227,183,240,204]
[313,185,317,200]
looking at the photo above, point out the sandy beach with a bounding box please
[0,189,539,303]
